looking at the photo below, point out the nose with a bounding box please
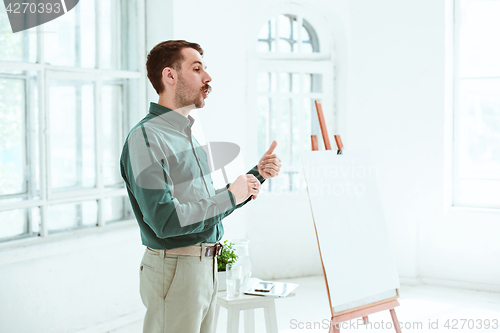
[204,71,212,84]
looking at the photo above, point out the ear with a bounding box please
[162,67,176,87]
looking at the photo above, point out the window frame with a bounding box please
[0,0,146,242]
[451,0,500,210]
[250,11,336,193]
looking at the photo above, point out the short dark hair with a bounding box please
[146,40,204,94]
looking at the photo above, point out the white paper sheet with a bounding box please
[301,150,400,308]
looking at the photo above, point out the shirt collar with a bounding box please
[148,102,195,132]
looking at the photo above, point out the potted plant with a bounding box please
[217,240,238,291]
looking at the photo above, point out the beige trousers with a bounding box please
[139,247,218,333]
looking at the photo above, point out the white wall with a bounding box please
[172,0,500,291]
[346,0,445,282]
[345,0,500,291]
[0,223,145,332]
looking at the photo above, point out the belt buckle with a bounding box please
[214,242,223,256]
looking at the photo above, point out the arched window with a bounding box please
[257,14,320,53]
[255,13,334,193]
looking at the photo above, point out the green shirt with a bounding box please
[120,102,264,250]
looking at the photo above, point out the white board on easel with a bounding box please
[300,150,400,313]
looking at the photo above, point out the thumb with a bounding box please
[265,140,277,155]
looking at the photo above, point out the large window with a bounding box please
[453,0,500,208]
[256,14,334,193]
[0,1,144,242]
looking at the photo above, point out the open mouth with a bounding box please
[202,89,209,98]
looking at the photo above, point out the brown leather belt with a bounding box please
[147,242,223,257]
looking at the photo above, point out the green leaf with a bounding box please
[217,240,238,272]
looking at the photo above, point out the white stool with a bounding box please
[214,291,295,333]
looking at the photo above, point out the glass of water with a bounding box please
[226,263,242,297]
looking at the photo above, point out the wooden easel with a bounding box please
[311,101,403,333]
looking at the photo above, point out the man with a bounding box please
[120,40,282,333]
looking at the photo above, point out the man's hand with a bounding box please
[228,174,261,204]
[257,140,281,179]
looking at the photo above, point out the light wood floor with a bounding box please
[112,275,500,333]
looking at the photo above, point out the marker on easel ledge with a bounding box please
[313,100,344,155]
[314,100,333,151]
[311,135,319,151]
[334,135,344,155]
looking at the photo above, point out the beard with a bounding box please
[174,73,211,109]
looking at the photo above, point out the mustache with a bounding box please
[202,85,212,94]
